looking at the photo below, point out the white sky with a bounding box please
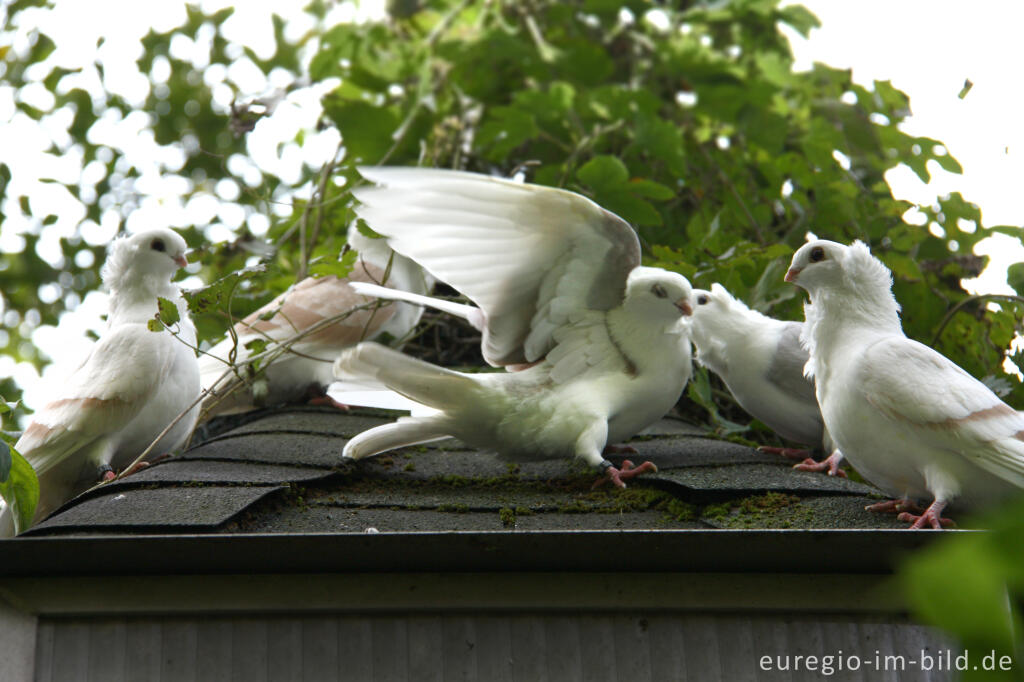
[1,0,1022,408]
[786,0,1024,292]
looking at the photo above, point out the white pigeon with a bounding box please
[199,223,433,419]
[689,283,844,476]
[0,228,200,536]
[787,239,1024,528]
[333,167,696,488]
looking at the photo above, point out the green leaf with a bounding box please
[879,252,923,280]
[577,155,629,191]
[184,265,268,316]
[156,297,181,326]
[322,95,398,163]
[556,40,614,85]
[599,191,663,226]
[0,442,39,535]
[958,78,974,100]
[904,538,1017,652]
[477,106,540,161]
[933,152,963,175]
[308,249,358,279]
[0,441,10,481]
[628,179,675,201]
[777,5,821,37]
[634,114,686,174]
[243,338,269,355]
[688,365,714,407]
[1007,263,1024,297]
[147,319,164,333]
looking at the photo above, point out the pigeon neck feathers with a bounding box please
[819,241,901,328]
[102,236,186,326]
[800,241,902,375]
[692,289,774,345]
[607,267,693,373]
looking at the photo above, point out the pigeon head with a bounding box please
[624,267,694,321]
[784,240,850,292]
[786,239,897,297]
[694,283,747,312]
[102,228,189,294]
[691,282,744,324]
[788,239,901,337]
[689,283,766,349]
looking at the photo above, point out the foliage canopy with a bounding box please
[1,0,1022,430]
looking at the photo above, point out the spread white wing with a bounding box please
[354,167,641,367]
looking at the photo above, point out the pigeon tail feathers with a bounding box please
[348,281,486,331]
[343,415,451,459]
[334,342,475,411]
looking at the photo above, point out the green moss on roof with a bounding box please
[27,406,912,536]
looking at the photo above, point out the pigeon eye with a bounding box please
[809,246,825,263]
[652,284,668,299]
[697,294,709,305]
[151,239,166,253]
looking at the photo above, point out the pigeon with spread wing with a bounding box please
[334,167,695,488]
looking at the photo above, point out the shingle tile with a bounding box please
[27,486,283,534]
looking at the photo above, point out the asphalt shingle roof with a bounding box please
[25,406,907,537]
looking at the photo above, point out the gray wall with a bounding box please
[33,611,950,682]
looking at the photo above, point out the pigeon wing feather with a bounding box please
[18,324,173,476]
[860,336,1024,485]
[354,167,641,367]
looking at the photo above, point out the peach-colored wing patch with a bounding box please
[16,396,134,473]
[235,259,397,350]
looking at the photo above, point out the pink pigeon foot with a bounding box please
[99,453,172,483]
[758,445,811,461]
[117,453,172,479]
[793,452,847,478]
[865,498,924,515]
[603,443,639,455]
[897,501,955,529]
[594,459,658,489]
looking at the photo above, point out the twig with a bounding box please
[930,294,1024,347]
[301,141,345,281]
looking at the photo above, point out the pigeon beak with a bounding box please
[784,267,801,283]
[174,254,189,268]
[675,298,693,316]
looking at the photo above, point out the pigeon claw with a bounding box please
[594,459,658,489]
[97,465,116,482]
[792,453,847,478]
[897,501,955,530]
[119,461,151,478]
[759,446,811,461]
[864,498,923,515]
